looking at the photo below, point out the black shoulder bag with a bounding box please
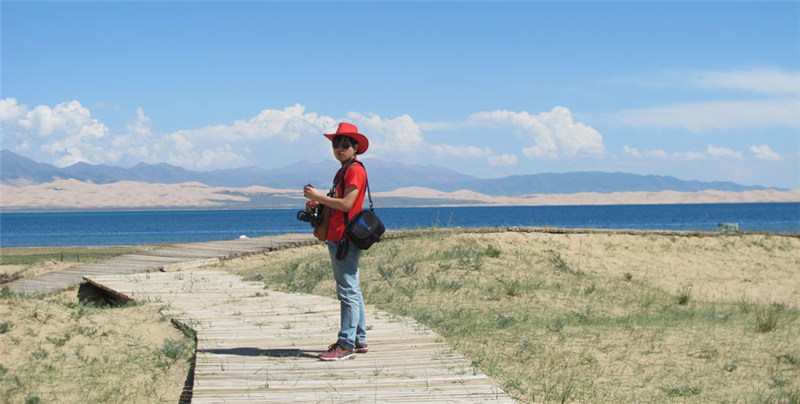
[335,160,386,259]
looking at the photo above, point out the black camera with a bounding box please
[297,203,323,227]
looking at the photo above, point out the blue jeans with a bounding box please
[327,241,367,350]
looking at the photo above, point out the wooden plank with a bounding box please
[4,234,318,294]
[84,269,515,403]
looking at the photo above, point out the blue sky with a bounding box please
[1,1,798,189]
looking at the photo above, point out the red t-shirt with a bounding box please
[327,161,367,242]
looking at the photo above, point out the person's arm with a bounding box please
[303,184,359,212]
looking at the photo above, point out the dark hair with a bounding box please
[332,135,358,148]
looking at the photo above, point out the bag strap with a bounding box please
[360,162,374,210]
[335,159,373,228]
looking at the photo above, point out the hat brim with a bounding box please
[324,132,369,155]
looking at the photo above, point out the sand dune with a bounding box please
[1,179,798,210]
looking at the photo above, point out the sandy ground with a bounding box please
[220,230,800,306]
[1,179,798,210]
[494,231,800,305]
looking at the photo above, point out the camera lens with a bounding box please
[297,211,310,222]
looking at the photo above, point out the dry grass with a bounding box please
[0,286,193,404]
[224,229,800,403]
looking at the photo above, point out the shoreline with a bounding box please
[1,199,799,214]
[2,227,798,251]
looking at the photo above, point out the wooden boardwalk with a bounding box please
[85,269,515,403]
[5,234,318,294]
[6,227,738,295]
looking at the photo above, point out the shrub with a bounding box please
[677,285,693,306]
[755,304,784,333]
[662,385,702,398]
[161,338,191,362]
[484,245,502,258]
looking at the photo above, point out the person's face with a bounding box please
[332,135,358,162]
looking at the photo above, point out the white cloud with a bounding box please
[167,144,248,169]
[22,98,787,182]
[170,133,193,154]
[488,153,518,166]
[613,99,800,132]
[160,104,337,169]
[174,104,334,143]
[417,121,462,131]
[610,68,800,132]
[750,144,781,161]
[25,101,108,139]
[634,148,704,161]
[645,149,669,159]
[0,98,27,122]
[622,144,641,157]
[432,144,492,158]
[673,151,704,161]
[687,68,800,95]
[431,143,519,167]
[1,100,444,170]
[625,144,776,161]
[346,112,425,154]
[110,107,163,164]
[127,107,152,137]
[0,98,110,166]
[0,99,341,169]
[623,68,800,96]
[1,100,612,170]
[468,107,605,159]
[707,145,743,159]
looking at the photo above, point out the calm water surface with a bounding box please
[1,203,797,247]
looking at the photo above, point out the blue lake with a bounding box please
[1,203,798,247]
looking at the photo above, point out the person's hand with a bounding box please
[303,185,322,202]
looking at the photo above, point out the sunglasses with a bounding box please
[332,136,357,149]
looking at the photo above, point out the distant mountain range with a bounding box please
[0,150,779,195]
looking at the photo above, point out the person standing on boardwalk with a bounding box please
[302,122,370,361]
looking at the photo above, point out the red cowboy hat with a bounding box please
[323,122,369,155]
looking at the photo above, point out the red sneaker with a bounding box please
[318,343,355,361]
[355,342,369,354]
